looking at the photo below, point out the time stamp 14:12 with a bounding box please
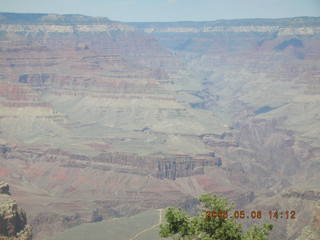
[205,210,296,220]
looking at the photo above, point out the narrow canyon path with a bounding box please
[129,209,163,240]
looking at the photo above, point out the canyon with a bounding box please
[0,12,319,239]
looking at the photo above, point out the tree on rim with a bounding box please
[160,194,273,240]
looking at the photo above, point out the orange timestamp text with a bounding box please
[205,210,296,220]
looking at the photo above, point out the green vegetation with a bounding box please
[160,194,273,240]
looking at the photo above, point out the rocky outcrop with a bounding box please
[0,182,10,195]
[0,181,32,240]
[154,153,221,180]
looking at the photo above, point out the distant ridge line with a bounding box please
[0,12,320,27]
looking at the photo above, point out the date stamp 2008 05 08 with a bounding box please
[205,210,296,220]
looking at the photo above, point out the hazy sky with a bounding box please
[1,0,320,22]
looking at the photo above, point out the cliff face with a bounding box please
[0,182,32,240]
